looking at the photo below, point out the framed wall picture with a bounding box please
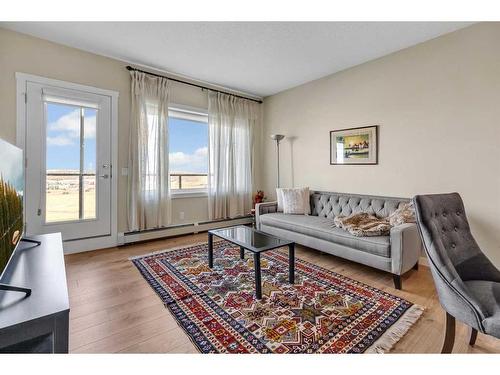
[330,125,378,165]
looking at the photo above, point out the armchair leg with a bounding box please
[469,328,478,346]
[442,311,455,353]
[392,274,402,290]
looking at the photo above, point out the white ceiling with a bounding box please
[1,22,473,97]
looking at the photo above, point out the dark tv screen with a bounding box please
[0,138,24,277]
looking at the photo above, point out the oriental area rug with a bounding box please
[131,241,423,353]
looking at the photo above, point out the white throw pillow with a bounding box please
[276,188,284,212]
[281,187,310,215]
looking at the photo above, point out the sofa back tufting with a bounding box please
[310,191,409,219]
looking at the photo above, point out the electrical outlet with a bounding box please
[179,211,185,220]
[121,167,129,176]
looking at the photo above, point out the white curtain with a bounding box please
[208,91,261,220]
[127,71,172,231]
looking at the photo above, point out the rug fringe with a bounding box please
[365,304,424,354]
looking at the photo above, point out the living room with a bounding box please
[1,0,499,372]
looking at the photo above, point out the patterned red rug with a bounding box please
[131,241,423,353]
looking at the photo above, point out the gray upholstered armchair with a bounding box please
[414,193,500,353]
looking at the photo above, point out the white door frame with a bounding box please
[16,72,119,254]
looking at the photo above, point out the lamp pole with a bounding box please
[270,134,285,188]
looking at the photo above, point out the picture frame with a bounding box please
[330,125,378,165]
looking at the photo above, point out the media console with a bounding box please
[0,233,69,353]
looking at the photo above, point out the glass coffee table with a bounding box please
[208,226,295,300]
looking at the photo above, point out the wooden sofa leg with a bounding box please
[392,275,402,290]
[469,328,478,346]
[442,311,455,353]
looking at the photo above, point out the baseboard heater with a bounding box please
[119,216,253,245]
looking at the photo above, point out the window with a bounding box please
[168,107,208,194]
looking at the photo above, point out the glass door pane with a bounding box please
[45,103,97,223]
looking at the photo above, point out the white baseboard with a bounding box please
[62,217,253,255]
[63,235,118,254]
[63,217,253,255]
[119,217,253,245]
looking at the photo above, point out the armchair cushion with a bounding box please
[464,280,500,336]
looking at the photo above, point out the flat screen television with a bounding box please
[0,139,26,286]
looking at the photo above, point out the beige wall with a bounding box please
[0,27,210,232]
[262,22,500,266]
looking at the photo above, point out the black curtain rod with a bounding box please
[126,66,263,104]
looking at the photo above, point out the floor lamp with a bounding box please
[270,134,285,188]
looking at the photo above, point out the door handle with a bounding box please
[101,164,112,179]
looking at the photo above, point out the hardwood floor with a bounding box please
[64,233,500,353]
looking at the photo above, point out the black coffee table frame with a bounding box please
[207,226,295,300]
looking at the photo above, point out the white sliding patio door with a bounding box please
[24,81,112,241]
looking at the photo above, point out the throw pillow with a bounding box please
[334,213,391,237]
[281,187,311,215]
[388,202,416,227]
[276,188,284,212]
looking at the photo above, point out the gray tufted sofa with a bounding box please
[255,191,422,289]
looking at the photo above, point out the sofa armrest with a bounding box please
[390,223,422,275]
[255,201,278,230]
